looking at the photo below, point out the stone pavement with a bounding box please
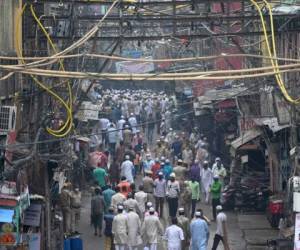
[77,191,246,250]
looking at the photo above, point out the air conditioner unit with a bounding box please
[0,106,17,135]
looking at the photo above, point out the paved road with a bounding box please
[78,190,245,250]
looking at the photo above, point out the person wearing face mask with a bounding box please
[153,172,166,218]
[166,173,180,218]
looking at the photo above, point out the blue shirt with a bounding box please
[190,218,209,250]
[102,188,116,209]
[163,164,173,180]
[172,141,182,156]
[104,213,115,236]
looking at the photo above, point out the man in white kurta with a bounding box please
[134,185,148,215]
[128,113,138,134]
[120,156,134,183]
[164,217,184,250]
[126,208,142,250]
[201,161,213,203]
[111,187,126,212]
[112,206,128,250]
[124,193,141,216]
[142,208,164,250]
[117,116,126,141]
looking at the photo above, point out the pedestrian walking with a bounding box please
[71,187,81,233]
[120,155,134,183]
[116,141,126,164]
[147,113,155,144]
[91,188,105,236]
[188,178,200,218]
[112,205,128,250]
[190,211,210,250]
[177,208,190,250]
[93,166,108,190]
[109,157,120,187]
[212,157,227,189]
[212,205,230,250]
[189,160,201,183]
[60,183,72,233]
[166,173,180,218]
[164,217,184,250]
[201,161,213,204]
[210,176,222,221]
[103,184,116,212]
[134,185,148,215]
[153,172,166,217]
[143,154,155,175]
[124,192,141,216]
[151,158,161,180]
[104,207,115,250]
[107,123,118,156]
[118,176,132,198]
[180,181,192,215]
[111,186,126,212]
[143,170,155,204]
[126,207,142,250]
[142,207,164,250]
[162,159,173,181]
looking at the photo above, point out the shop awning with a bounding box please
[231,129,262,151]
[254,117,289,133]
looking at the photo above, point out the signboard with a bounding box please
[122,50,143,58]
[238,117,257,133]
[115,57,154,74]
[23,204,42,227]
[76,101,100,121]
[295,213,300,249]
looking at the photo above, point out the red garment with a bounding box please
[118,181,132,198]
[151,163,161,180]
[89,151,108,168]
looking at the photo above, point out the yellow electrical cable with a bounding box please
[0,61,300,80]
[3,59,300,77]
[29,4,73,137]
[250,0,300,104]
[15,4,73,137]
[264,0,300,103]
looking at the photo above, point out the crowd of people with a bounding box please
[59,89,231,250]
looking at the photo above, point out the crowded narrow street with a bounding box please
[1,0,299,250]
[78,191,246,250]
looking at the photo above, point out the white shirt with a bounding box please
[216,212,227,236]
[164,224,184,249]
[134,104,141,115]
[107,127,118,143]
[134,191,148,213]
[99,118,110,130]
[128,116,138,133]
[121,160,134,183]
[117,119,126,130]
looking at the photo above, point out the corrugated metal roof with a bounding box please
[231,129,261,150]
[196,86,249,103]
